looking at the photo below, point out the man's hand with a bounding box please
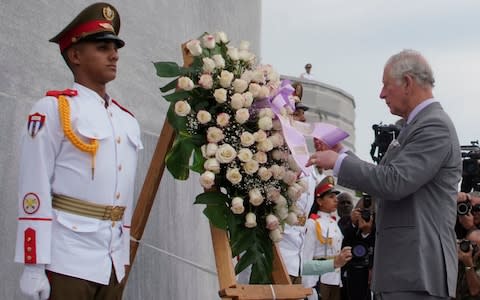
[20,265,50,300]
[459,213,476,231]
[358,214,374,235]
[306,150,339,170]
[313,138,343,153]
[333,246,352,268]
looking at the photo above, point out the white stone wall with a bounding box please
[0,1,261,299]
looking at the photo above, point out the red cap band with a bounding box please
[58,20,114,52]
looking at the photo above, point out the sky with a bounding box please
[260,0,480,162]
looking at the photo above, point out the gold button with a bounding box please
[116,192,120,199]
[118,164,122,171]
[27,247,32,252]
[116,137,121,144]
[26,237,32,242]
[26,255,32,261]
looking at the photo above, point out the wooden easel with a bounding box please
[121,44,312,300]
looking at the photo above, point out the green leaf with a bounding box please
[165,134,195,180]
[234,248,258,275]
[230,229,254,257]
[166,103,187,131]
[160,78,178,93]
[194,191,228,205]
[163,91,191,102]
[154,61,181,77]
[203,205,228,229]
[190,146,206,174]
[250,254,272,284]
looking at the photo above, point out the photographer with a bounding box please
[456,229,480,299]
[456,192,480,239]
[340,195,375,300]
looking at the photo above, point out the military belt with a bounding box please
[313,256,336,260]
[52,194,125,221]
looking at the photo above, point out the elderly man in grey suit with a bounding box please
[306,49,461,300]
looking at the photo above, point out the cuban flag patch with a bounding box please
[27,113,46,138]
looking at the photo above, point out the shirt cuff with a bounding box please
[333,153,348,176]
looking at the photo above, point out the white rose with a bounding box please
[241,70,253,83]
[270,164,286,180]
[286,212,298,225]
[235,108,250,124]
[238,148,253,162]
[258,116,273,131]
[239,50,253,62]
[201,143,218,158]
[199,171,215,189]
[174,100,191,117]
[266,187,281,202]
[245,212,257,228]
[253,151,268,164]
[198,74,213,89]
[282,170,298,186]
[226,168,242,185]
[186,39,202,56]
[287,155,301,172]
[287,183,303,201]
[215,31,229,44]
[275,195,287,206]
[252,70,265,83]
[258,167,272,181]
[206,127,224,143]
[272,149,285,161]
[227,47,239,61]
[269,228,283,242]
[239,40,250,51]
[230,197,245,214]
[215,144,237,163]
[212,54,225,69]
[216,112,230,127]
[178,76,195,91]
[230,93,244,110]
[253,130,267,142]
[297,178,309,192]
[219,70,234,88]
[266,214,279,230]
[269,132,284,147]
[243,92,254,107]
[248,83,262,98]
[257,139,273,152]
[240,132,255,147]
[259,86,271,98]
[213,88,227,103]
[232,79,248,93]
[204,158,220,174]
[259,108,275,119]
[249,188,264,206]
[197,110,212,124]
[274,205,289,221]
[243,160,259,175]
[202,34,216,49]
[202,57,216,73]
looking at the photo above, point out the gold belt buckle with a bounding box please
[297,214,307,226]
[111,206,124,221]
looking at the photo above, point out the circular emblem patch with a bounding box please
[103,6,115,21]
[23,193,40,214]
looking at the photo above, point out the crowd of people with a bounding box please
[13,2,479,300]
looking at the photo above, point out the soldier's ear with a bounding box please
[65,45,82,67]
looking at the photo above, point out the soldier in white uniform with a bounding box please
[303,176,343,300]
[14,3,142,300]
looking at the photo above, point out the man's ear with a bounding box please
[66,45,81,66]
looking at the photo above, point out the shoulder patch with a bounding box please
[45,89,78,97]
[27,113,46,138]
[112,99,135,118]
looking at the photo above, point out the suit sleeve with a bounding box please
[15,97,62,264]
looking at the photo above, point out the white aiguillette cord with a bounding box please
[130,236,217,276]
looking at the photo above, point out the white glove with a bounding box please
[20,265,50,300]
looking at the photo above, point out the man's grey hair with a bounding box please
[386,49,435,88]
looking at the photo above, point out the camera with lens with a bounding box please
[349,242,372,268]
[458,200,472,216]
[370,123,402,164]
[360,193,372,222]
[460,141,480,192]
[459,239,478,255]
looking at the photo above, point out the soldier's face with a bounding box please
[70,41,119,84]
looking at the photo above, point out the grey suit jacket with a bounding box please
[338,102,461,297]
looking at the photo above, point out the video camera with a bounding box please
[460,141,480,192]
[360,193,372,222]
[370,123,402,164]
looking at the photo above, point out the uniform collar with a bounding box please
[73,82,111,107]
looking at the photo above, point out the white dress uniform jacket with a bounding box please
[15,83,143,284]
[303,211,343,290]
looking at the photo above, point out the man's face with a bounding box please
[305,65,312,74]
[379,65,408,118]
[292,108,306,122]
[70,40,119,84]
